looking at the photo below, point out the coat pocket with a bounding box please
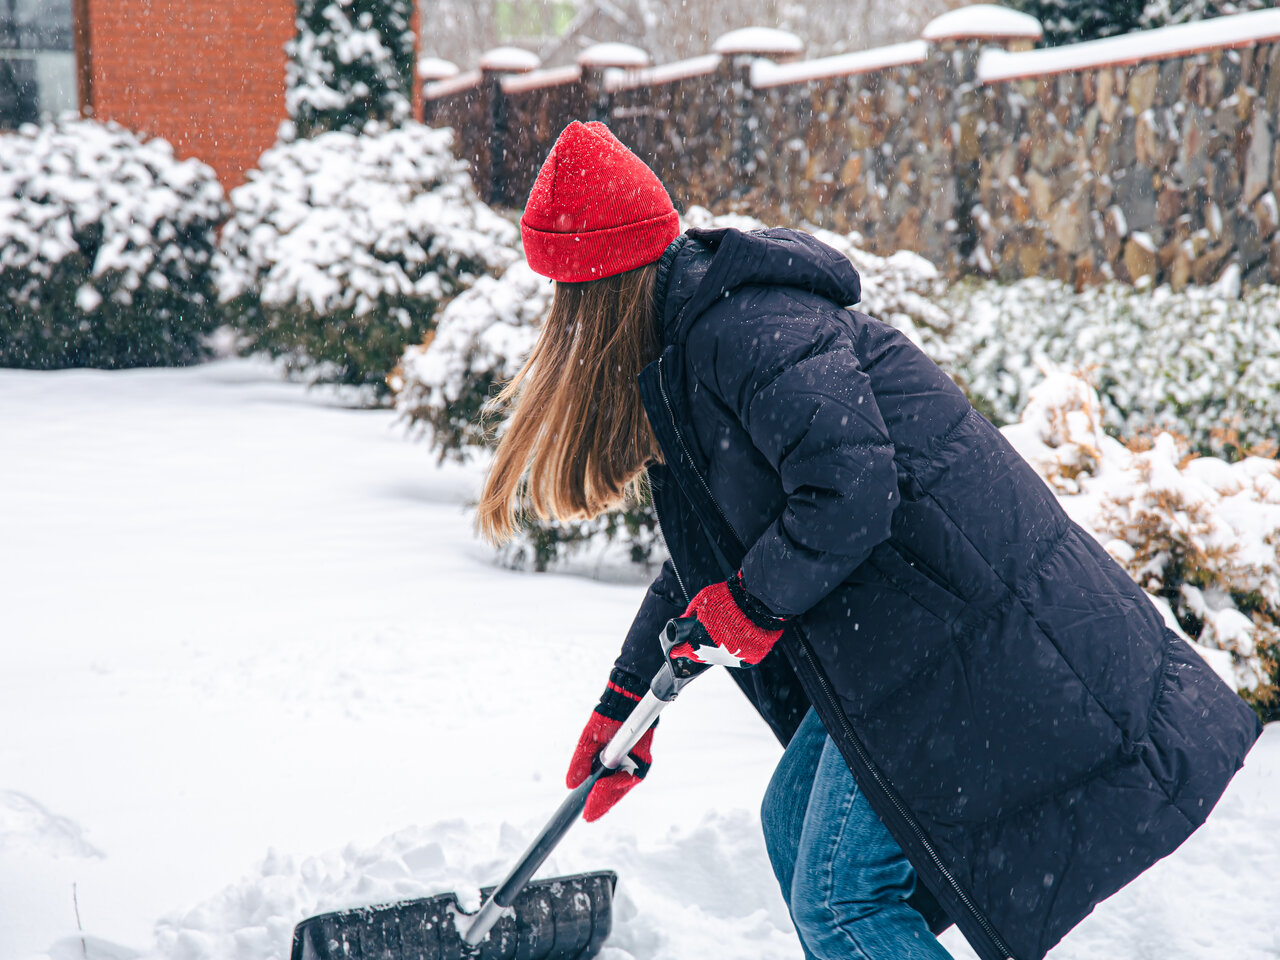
[868,541,968,625]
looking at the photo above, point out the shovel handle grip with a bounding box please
[597,688,665,769]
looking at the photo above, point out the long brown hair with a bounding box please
[477,262,662,544]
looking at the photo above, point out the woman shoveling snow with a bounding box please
[477,120,1262,960]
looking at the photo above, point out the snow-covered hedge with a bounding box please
[0,117,226,369]
[942,270,1280,459]
[218,124,518,395]
[1003,372,1280,720]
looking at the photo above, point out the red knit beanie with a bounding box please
[520,121,681,283]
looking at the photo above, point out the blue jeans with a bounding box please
[761,709,953,960]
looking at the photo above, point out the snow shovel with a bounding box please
[290,617,708,960]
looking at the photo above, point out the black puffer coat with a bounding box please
[615,227,1262,960]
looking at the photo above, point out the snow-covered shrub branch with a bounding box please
[1140,0,1271,28]
[496,491,666,574]
[0,117,226,369]
[942,271,1280,460]
[218,124,518,396]
[287,0,415,138]
[1003,372,1280,720]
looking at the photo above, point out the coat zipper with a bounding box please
[654,354,1016,960]
[652,508,690,605]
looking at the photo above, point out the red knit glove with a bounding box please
[669,570,787,668]
[566,669,655,822]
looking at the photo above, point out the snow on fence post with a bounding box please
[713,27,805,199]
[919,5,1045,272]
[578,43,651,124]
[417,57,458,121]
[476,46,541,206]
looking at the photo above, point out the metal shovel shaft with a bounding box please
[461,686,670,947]
[461,615,711,950]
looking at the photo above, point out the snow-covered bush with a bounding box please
[998,367,1106,495]
[1008,0,1144,44]
[0,117,226,369]
[1141,0,1271,27]
[943,272,1280,459]
[391,258,655,571]
[392,261,551,459]
[287,0,415,138]
[218,124,518,395]
[1003,372,1280,721]
[497,491,666,574]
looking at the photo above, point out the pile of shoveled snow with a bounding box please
[137,727,1280,960]
[134,730,1280,960]
[145,811,801,960]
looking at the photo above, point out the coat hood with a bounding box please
[655,227,862,343]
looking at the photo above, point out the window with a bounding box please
[0,0,75,128]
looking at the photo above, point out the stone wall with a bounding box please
[606,57,742,215]
[746,47,970,271]
[975,38,1280,288]
[424,8,1280,288]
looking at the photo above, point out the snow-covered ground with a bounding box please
[1,360,1277,960]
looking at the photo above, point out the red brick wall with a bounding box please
[82,0,295,190]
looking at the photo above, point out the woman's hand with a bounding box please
[566,668,655,821]
[669,571,787,668]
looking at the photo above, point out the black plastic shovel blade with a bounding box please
[290,870,617,960]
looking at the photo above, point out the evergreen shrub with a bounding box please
[392,259,658,572]
[218,124,518,396]
[1140,0,1271,27]
[392,261,551,459]
[0,117,226,369]
[496,490,665,574]
[287,0,416,138]
[1008,0,1145,44]
[942,272,1280,461]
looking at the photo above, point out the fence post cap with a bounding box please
[478,46,542,73]
[712,26,804,58]
[417,57,460,81]
[922,5,1043,43]
[578,42,651,68]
